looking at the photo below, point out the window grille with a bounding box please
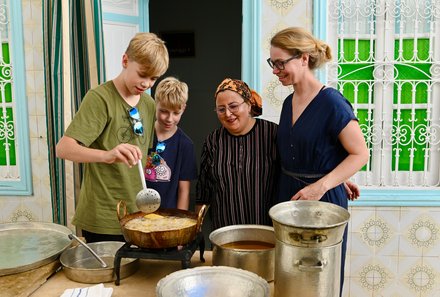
[0,1,17,178]
[327,0,440,188]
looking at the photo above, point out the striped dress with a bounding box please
[196,119,279,230]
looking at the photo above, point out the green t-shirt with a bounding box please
[65,81,155,234]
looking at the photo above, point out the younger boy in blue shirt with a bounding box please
[145,77,197,210]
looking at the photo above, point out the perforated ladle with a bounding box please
[135,160,161,213]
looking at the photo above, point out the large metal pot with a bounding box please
[269,200,350,297]
[117,201,207,249]
[60,241,139,283]
[269,200,350,248]
[209,225,275,281]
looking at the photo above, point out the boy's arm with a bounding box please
[176,180,191,210]
[56,135,142,167]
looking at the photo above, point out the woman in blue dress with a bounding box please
[268,27,369,295]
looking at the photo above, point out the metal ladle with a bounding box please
[68,233,108,268]
[135,160,161,213]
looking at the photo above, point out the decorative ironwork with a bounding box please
[0,1,18,181]
[328,0,440,187]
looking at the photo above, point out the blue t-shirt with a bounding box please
[145,128,198,208]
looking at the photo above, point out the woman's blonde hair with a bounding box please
[154,77,189,109]
[125,32,169,77]
[270,27,332,70]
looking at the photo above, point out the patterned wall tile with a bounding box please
[395,257,426,295]
[358,262,392,293]
[264,77,292,107]
[406,261,437,296]
[267,0,298,16]
[351,231,376,256]
[349,206,376,232]
[375,211,399,256]
[8,199,40,222]
[34,92,47,116]
[33,69,46,92]
[360,216,391,249]
[408,218,439,256]
[348,276,374,297]
[36,115,48,138]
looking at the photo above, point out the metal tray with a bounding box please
[0,222,72,276]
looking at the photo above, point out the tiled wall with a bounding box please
[2,1,440,296]
[345,206,440,296]
[0,0,53,224]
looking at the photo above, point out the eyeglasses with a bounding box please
[128,107,144,136]
[266,55,299,70]
[156,141,166,153]
[214,101,246,115]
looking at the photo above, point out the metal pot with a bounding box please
[269,200,350,247]
[209,225,275,281]
[117,201,207,249]
[269,201,350,297]
[274,240,342,297]
[60,241,139,283]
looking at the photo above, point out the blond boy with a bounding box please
[56,33,169,242]
[144,77,197,210]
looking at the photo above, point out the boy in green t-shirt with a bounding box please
[56,32,169,243]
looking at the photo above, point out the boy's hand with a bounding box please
[105,143,142,167]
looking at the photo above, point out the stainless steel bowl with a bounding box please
[156,266,270,297]
[209,225,275,281]
[60,241,139,283]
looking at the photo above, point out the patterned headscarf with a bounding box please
[215,78,263,117]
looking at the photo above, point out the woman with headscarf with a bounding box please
[196,78,279,230]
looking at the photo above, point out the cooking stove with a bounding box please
[113,232,205,285]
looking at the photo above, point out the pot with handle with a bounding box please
[269,200,350,297]
[117,200,208,249]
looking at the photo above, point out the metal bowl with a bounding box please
[209,225,275,281]
[156,266,270,297]
[60,241,139,283]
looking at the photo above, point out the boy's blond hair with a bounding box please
[125,32,169,77]
[154,77,189,109]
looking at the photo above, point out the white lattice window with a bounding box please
[327,0,440,189]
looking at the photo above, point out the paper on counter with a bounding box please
[60,283,113,297]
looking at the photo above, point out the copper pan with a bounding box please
[117,201,207,249]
